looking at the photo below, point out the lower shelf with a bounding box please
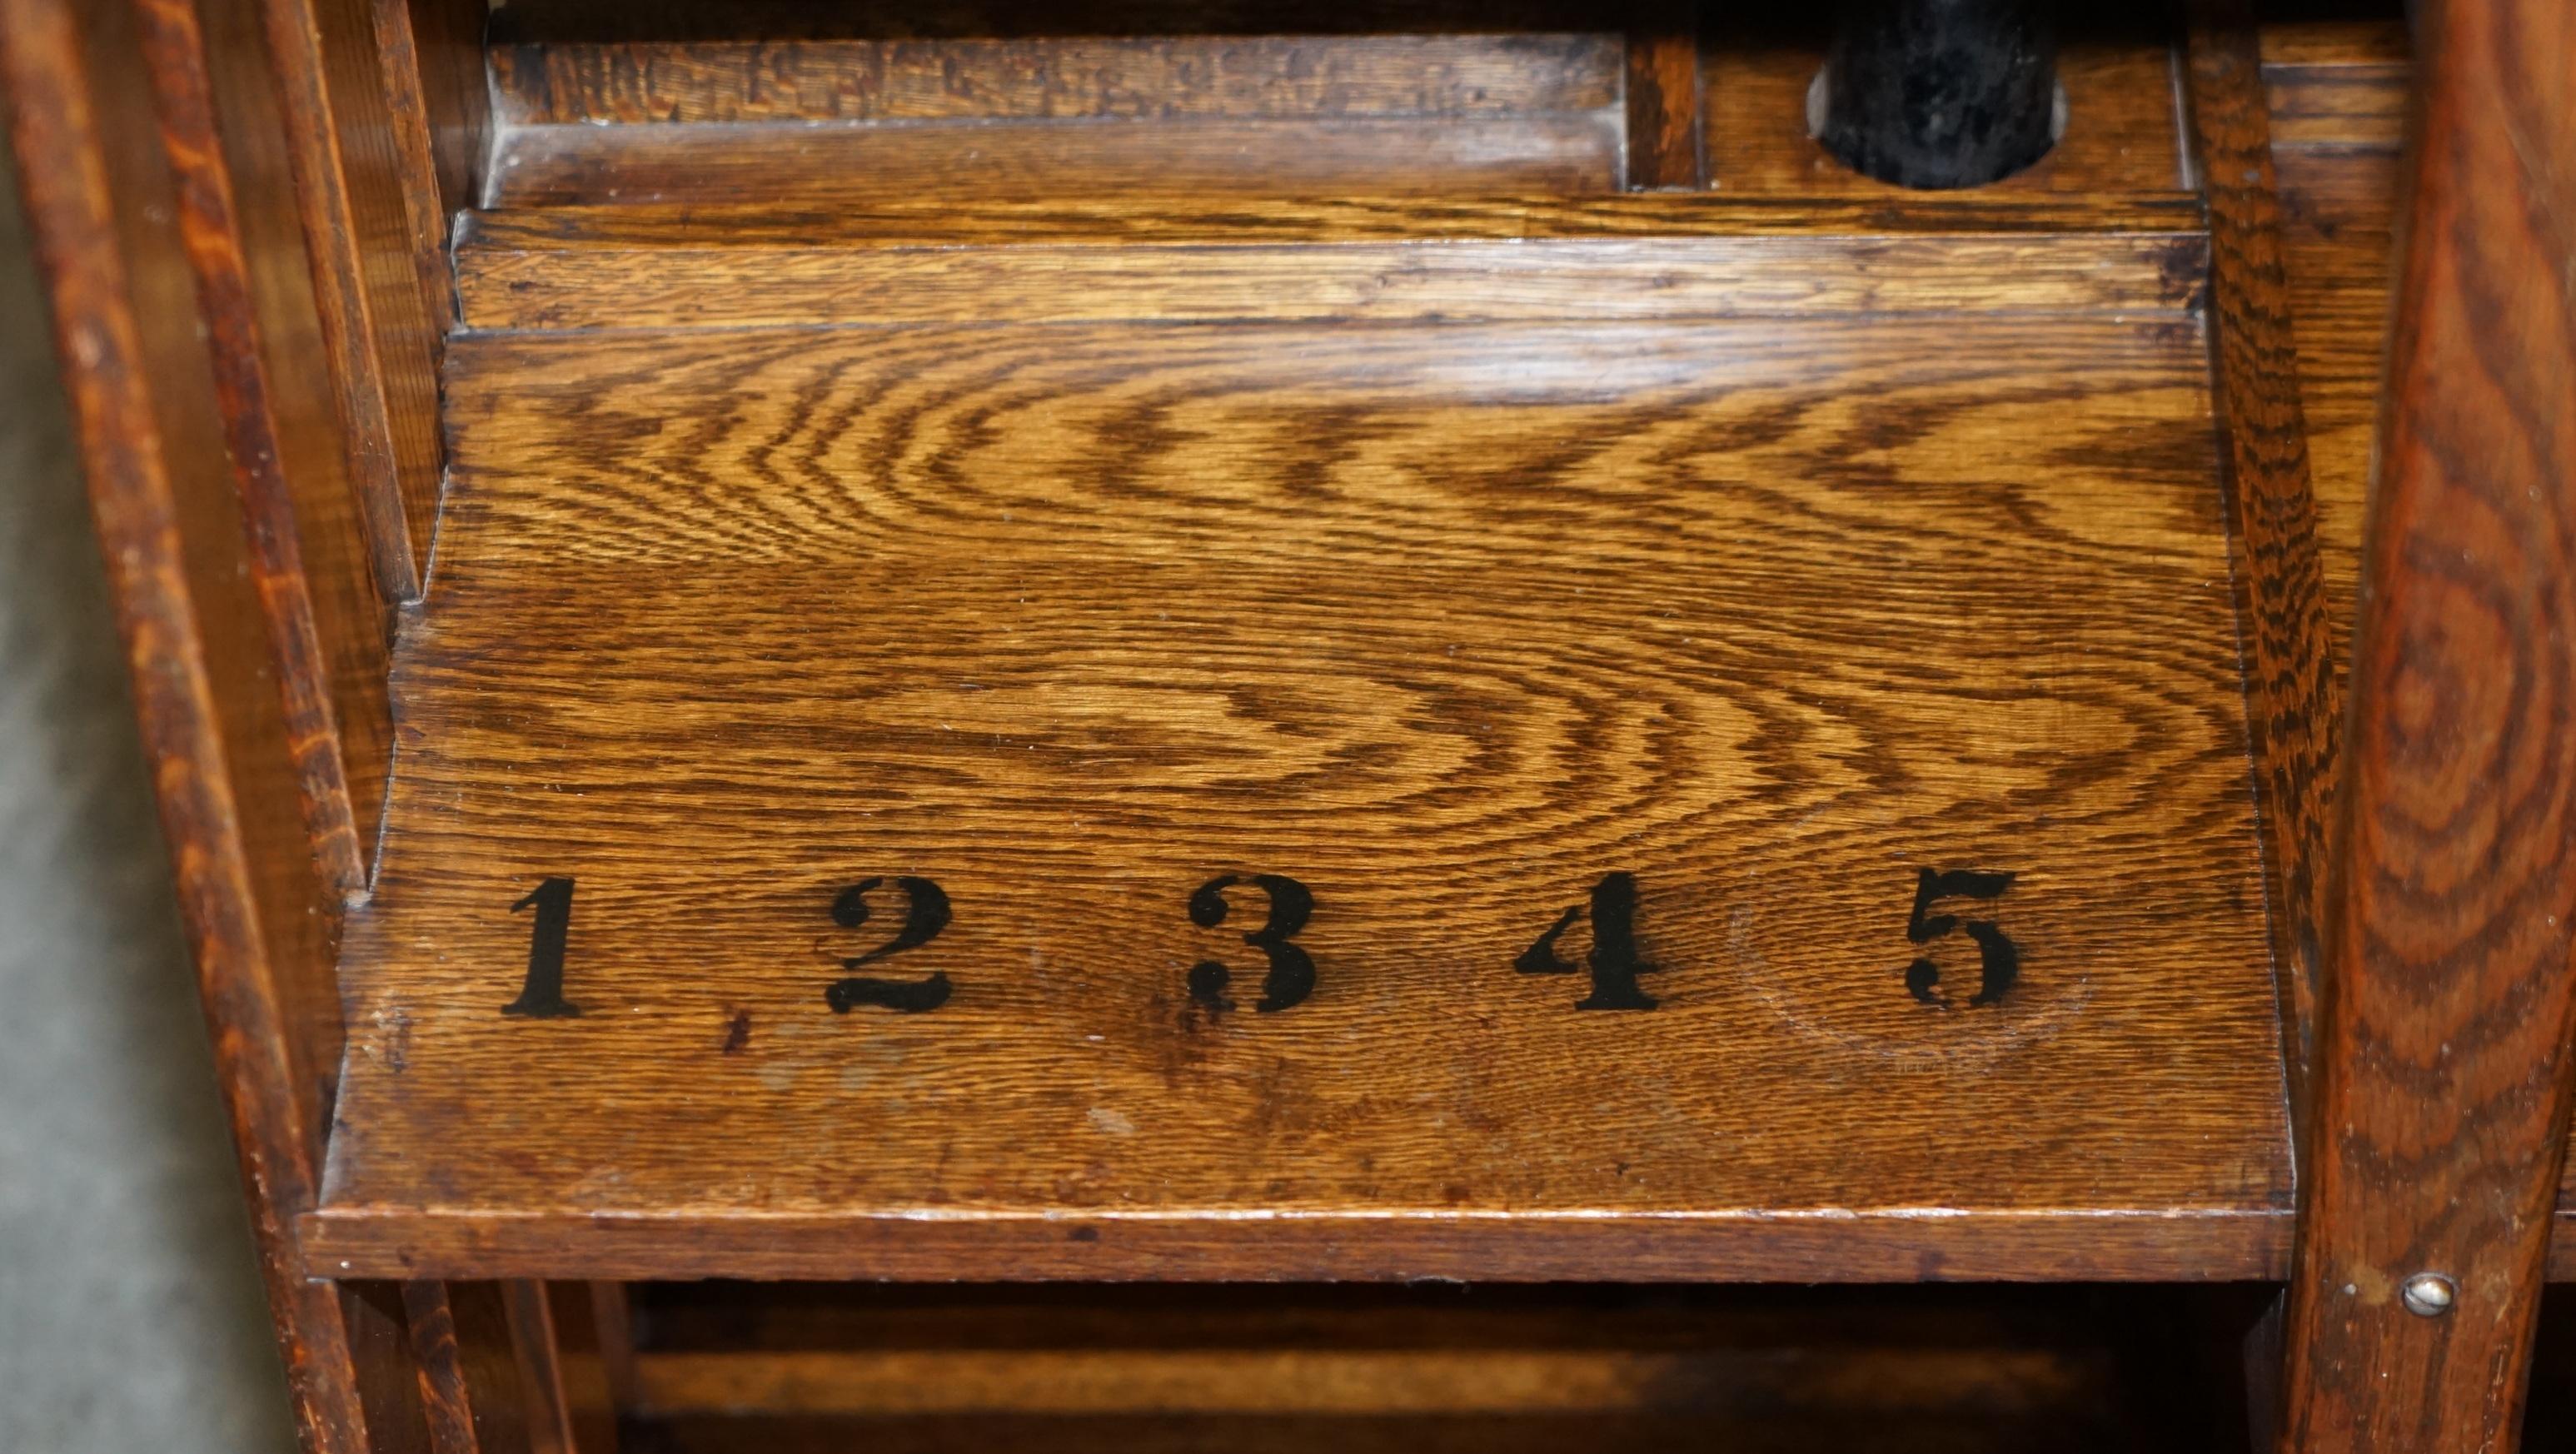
[313,199,2293,1281]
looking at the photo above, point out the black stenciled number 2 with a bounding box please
[1516,870,1659,1010]
[1186,874,1316,1013]
[503,876,581,1017]
[1903,868,2019,1008]
[826,877,954,1013]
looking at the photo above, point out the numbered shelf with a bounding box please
[306,195,2296,1282]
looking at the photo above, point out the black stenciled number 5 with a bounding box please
[1903,868,2019,1008]
[1185,874,1316,1013]
[826,877,954,1013]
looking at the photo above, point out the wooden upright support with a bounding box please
[2280,0,2576,1447]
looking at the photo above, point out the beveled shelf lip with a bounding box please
[297,1203,2294,1283]
[457,190,2212,251]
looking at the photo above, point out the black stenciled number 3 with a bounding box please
[1186,874,1316,1013]
[1903,868,2019,1008]
[826,876,954,1013]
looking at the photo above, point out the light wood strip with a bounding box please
[486,115,1624,207]
[492,34,1620,125]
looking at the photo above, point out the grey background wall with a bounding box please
[0,146,298,1450]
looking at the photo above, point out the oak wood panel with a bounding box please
[1702,27,2187,197]
[189,0,397,876]
[1621,7,1702,190]
[487,114,1624,207]
[0,0,401,1444]
[311,293,2287,1282]
[373,0,492,337]
[2181,7,2336,1156]
[258,0,448,598]
[453,198,2206,331]
[132,0,380,896]
[2260,19,2409,150]
[491,34,1619,125]
[2277,0,2576,1445]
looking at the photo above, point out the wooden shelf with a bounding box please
[306,197,2293,1282]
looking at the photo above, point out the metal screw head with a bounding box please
[2402,1273,2456,1317]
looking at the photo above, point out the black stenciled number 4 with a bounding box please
[1186,874,1317,1013]
[1516,870,1658,1009]
[1903,868,2019,1008]
[826,876,954,1013]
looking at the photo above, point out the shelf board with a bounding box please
[309,211,2290,1281]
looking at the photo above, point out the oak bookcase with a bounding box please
[5,0,2571,1448]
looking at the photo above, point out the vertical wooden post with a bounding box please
[2280,0,2576,1448]
[2181,0,2334,1147]
[1623,0,1705,190]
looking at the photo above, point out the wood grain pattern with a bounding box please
[614,1282,2264,1451]
[258,0,449,599]
[2278,0,2576,1447]
[186,0,397,878]
[452,197,2206,331]
[1622,5,1703,190]
[310,255,2289,1281]
[487,114,1624,207]
[502,1281,579,1454]
[630,1347,2097,1416]
[1702,26,2187,197]
[2260,20,2409,151]
[492,34,1619,124]
[2181,5,2336,1154]
[372,0,492,338]
[400,1282,481,1453]
[131,0,376,895]
[0,0,398,1444]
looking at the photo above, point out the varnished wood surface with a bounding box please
[1701,25,2188,197]
[2279,0,2576,1446]
[453,197,2205,331]
[311,219,2290,1277]
[492,33,1620,124]
[603,1282,2260,1452]
[2260,19,2408,150]
[2181,5,2335,1154]
[490,115,1624,207]
[1620,7,1702,190]
[372,0,493,339]
[132,0,377,896]
[2260,5,2576,1280]
[0,0,404,1442]
[486,28,1629,204]
[257,0,450,599]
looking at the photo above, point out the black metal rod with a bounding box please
[1813,0,2060,190]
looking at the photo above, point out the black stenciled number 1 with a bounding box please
[1903,868,2019,1008]
[503,876,580,1017]
[1516,870,1659,1009]
[1186,874,1316,1013]
[826,876,954,1013]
